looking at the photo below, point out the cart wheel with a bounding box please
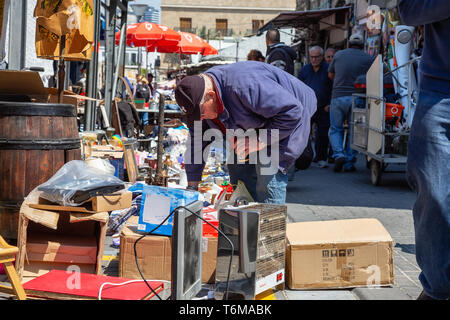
[370,160,382,186]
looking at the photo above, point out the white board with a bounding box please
[367,55,384,155]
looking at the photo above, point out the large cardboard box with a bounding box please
[26,232,98,264]
[17,209,108,283]
[119,221,218,284]
[286,218,394,289]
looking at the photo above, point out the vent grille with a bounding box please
[243,204,286,279]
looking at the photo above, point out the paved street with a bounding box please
[283,153,420,300]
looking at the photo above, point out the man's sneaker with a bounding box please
[318,160,328,168]
[344,165,356,172]
[333,157,345,172]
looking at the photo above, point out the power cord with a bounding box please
[133,201,234,300]
[98,279,171,300]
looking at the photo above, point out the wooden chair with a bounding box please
[0,235,26,300]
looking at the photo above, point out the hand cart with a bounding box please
[349,55,420,186]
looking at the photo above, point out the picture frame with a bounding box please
[123,141,138,184]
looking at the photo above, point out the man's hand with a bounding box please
[324,105,330,112]
[233,135,266,161]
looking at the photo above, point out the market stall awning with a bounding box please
[258,6,352,34]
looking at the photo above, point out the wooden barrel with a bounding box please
[0,101,81,239]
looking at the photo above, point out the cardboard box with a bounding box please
[0,70,100,105]
[201,236,218,284]
[17,208,107,282]
[286,218,394,289]
[90,191,132,212]
[119,223,218,284]
[26,232,98,264]
[34,0,94,61]
[136,185,199,236]
[119,225,172,281]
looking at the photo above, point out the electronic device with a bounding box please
[171,200,203,300]
[215,203,287,300]
[38,180,124,204]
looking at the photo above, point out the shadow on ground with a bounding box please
[286,154,415,210]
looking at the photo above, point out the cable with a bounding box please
[133,207,176,300]
[133,201,234,301]
[98,279,171,300]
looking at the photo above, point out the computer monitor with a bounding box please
[171,200,203,300]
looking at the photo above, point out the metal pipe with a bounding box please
[8,0,26,70]
[104,0,118,124]
[112,22,126,103]
[85,0,101,131]
[156,93,165,178]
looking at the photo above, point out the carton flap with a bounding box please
[0,70,47,96]
[287,218,393,246]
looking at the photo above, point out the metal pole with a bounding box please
[112,22,126,103]
[104,0,118,123]
[156,93,165,180]
[120,1,128,78]
[8,0,26,70]
[85,0,101,131]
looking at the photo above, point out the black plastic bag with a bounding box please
[295,138,314,171]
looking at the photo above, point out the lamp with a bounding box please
[130,4,149,21]
[131,4,149,75]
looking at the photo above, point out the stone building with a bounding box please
[161,0,297,39]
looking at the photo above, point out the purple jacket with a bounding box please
[185,61,317,181]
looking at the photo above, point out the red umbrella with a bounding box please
[146,32,218,56]
[115,22,181,47]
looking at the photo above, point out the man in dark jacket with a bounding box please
[399,0,450,300]
[265,28,297,75]
[175,61,317,204]
[298,46,333,168]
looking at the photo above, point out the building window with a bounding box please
[180,18,192,32]
[252,20,264,33]
[216,19,228,35]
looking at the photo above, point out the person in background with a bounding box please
[134,75,151,127]
[147,73,155,97]
[328,33,374,172]
[298,46,333,169]
[398,0,450,301]
[324,47,337,163]
[265,28,297,76]
[325,47,337,64]
[247,49,265,62]
[174,61,316,204]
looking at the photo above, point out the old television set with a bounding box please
[171,200,203,300]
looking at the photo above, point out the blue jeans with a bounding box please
[228,160,288,204]
[329,96,357,169]
[406,89,450,300]
[140,112,149,126]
